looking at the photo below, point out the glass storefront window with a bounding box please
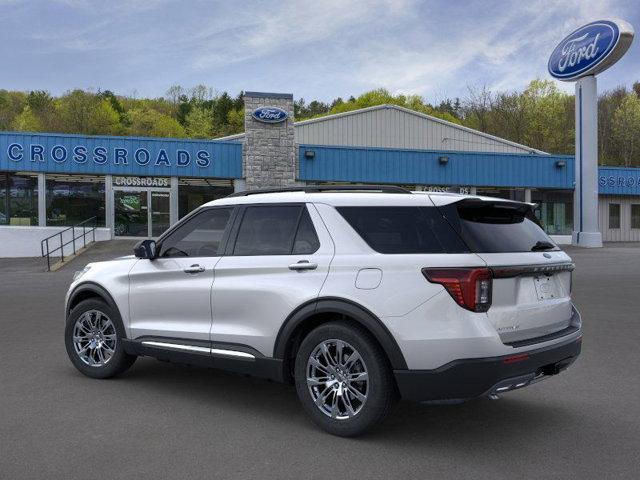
[0,172,38,226]
[475,187,526,202]
[531,189,573,235]
[178,178,233,218]
[609,203,621,229]
[631,204,640,229]
[46,175,105,227]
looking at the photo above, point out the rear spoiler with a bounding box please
[426,193,535,208]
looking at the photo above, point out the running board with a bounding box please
[122,337,284,382]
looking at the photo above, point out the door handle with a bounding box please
[289,260,318,271]
[184,264,205,274]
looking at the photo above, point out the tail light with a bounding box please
[422,267,492,312]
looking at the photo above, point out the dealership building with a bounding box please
[1,91,640,257]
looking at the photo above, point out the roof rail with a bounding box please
[226,185,412,197]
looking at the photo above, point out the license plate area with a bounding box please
[533,275,556,301]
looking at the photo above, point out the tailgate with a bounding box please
[478,251,574,344]
[434,196,576,344]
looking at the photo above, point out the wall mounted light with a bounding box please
[438,156,449,165]
[555,160,567,168]
[304,150,315,159]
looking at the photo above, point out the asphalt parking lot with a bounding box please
[1,241,639,479]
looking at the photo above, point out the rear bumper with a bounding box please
[394,334,582,402]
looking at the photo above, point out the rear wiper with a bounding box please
[531,241,555,251]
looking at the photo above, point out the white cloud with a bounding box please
[1,0,637,99]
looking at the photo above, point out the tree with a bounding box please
[26,90,59,131]
[11,105,42,131]
[57,90,98,134]
[464,85,494,133]
[87,99,122,135]
[520,79,573,153]
[185,107,213,138]
[165,85,185,104]
[225,108,244,135]
[599,86,627,164]
[127,107,186,138]
[0,90,27,130]
[611,93,640,167]
[211,92,235,132]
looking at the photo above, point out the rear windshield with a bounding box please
[441,200,559,253]
[336,206,468,254]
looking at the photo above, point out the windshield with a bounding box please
[441,200,559,253]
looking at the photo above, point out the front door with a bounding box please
[128,206,235,341]
[114,188,171,238]
[210,204,334,356]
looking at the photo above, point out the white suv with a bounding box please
[64,186,582,436]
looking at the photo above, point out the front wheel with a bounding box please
[294,321,397,437]
[65,299,136,379]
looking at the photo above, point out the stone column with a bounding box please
[243,92,296,190]
[233,179,246,192]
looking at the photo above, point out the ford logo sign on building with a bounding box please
[548,19,634,81]
[252,106,289,123]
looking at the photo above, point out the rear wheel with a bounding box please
[65,299,136,379]
[294,321,397,436]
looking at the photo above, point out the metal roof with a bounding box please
[216,104,546,155]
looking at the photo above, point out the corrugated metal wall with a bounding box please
[299,145,574,188]
[295,106,535,154]
[598,195,640,242]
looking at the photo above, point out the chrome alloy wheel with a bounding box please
[306,339,369,420]
[72,310,117,367]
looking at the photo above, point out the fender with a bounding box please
[66,281,120,317]
[274,297,408,370]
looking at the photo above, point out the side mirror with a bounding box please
[134,239,157,259]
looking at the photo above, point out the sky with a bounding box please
[1,0,639,103]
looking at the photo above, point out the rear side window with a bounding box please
[337,207,468,254]
[442,200,559,253]
[233,205,320,256]
[293,209,320,254]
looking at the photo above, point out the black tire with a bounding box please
[65,299,136,379]
[294,321,397,437]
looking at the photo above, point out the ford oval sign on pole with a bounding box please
[548,19,634,248]
[252,106,288,123]
[548,20,634,81]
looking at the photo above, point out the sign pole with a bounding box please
[573,75,602,247]
[548,19,634,247]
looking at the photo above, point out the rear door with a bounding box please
[210,203,334,356]
[436,197,575,344]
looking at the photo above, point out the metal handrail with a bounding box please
[41,217,97,271]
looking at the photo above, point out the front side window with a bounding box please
[609,203,621,229]
[160,207,233,257]
[232,205,320,256]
